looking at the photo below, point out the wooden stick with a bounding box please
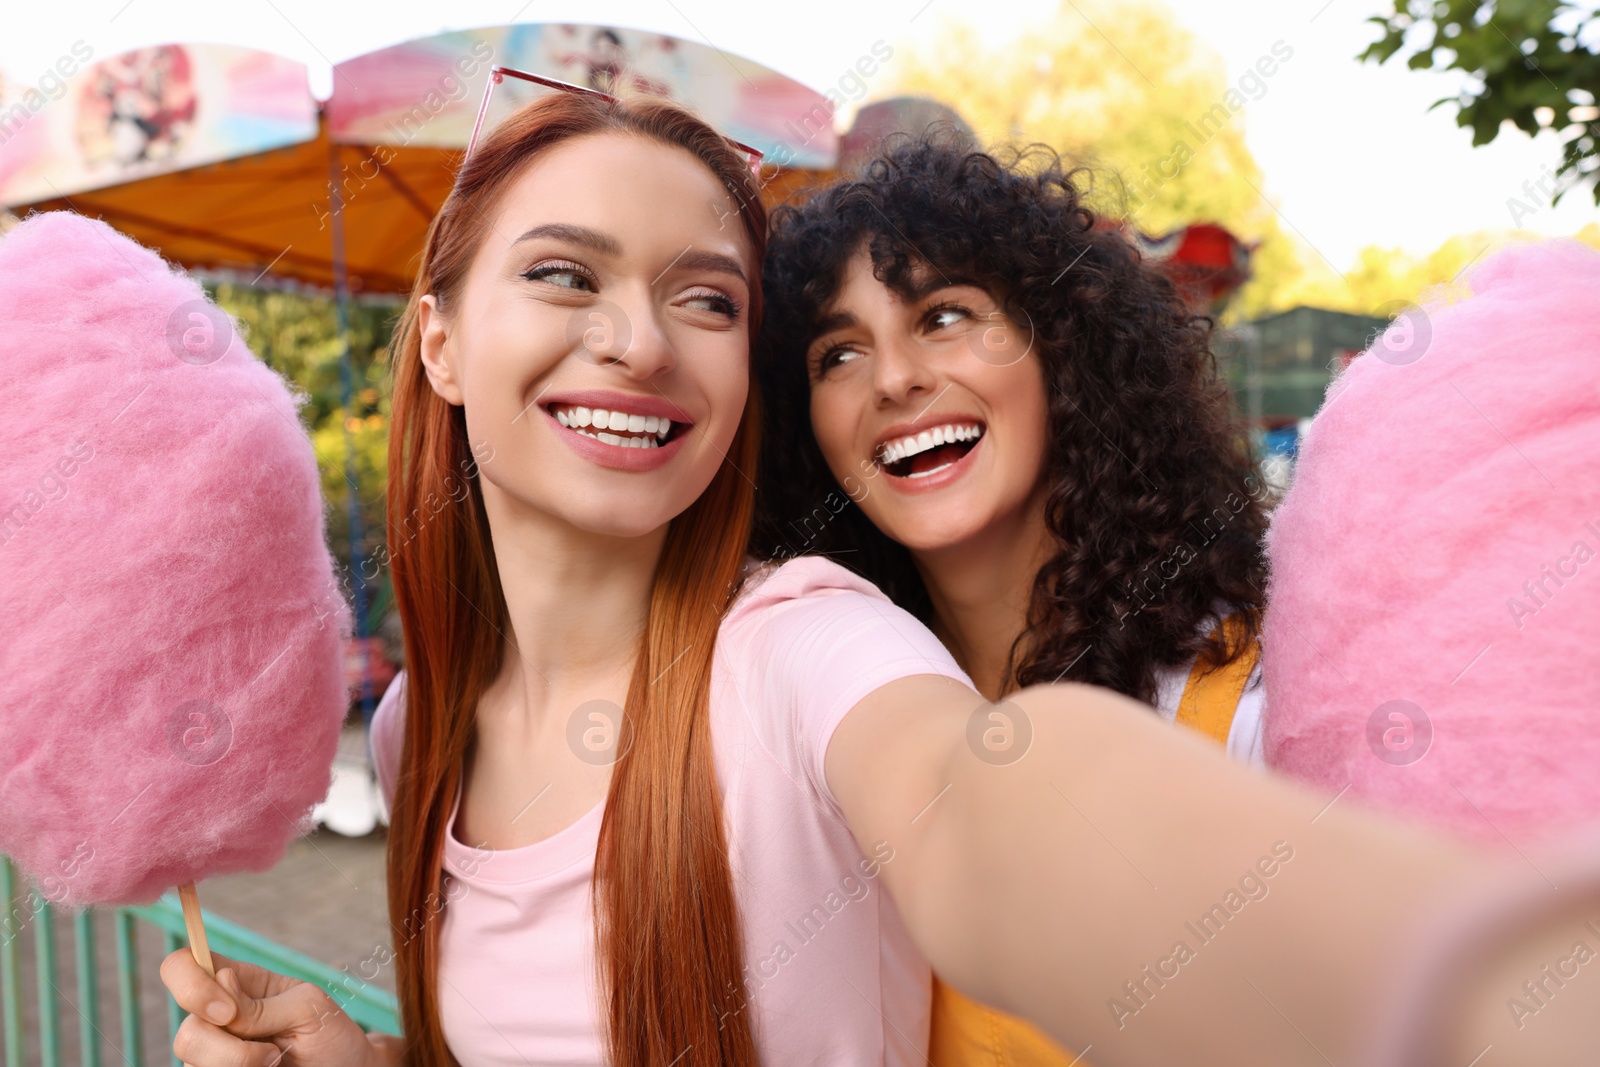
[177,881,215,976]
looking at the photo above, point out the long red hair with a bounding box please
[384,91,767,1066]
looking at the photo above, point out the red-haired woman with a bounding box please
[155,90,1596,1067]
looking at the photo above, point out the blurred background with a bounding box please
[1,1,1594,1060]
[4,0,1595,717]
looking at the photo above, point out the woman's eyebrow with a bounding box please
[674,249,746,283]
[509,229,744,283]
[909,275,984,301]
[512,223,622,255]
[811,309,857,337]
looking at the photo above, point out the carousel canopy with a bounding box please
[0,27,839,293]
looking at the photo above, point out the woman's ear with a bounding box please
[418,293,464,406]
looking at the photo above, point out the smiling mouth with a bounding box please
[875,422,985,479]
[549,403,687,449]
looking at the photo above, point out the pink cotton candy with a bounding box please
[1262,239,1600,847]
[0,211,351,906]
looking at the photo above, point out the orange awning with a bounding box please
[16,113,453,293]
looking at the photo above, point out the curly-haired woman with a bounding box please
[754,137,1273,1064]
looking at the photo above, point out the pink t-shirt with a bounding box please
[370,556,972,1066]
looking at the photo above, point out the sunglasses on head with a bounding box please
[465,65,766,174]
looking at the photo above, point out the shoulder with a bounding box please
[716,556,971,808]
[722,554,960,668]
[727,554,895,619]
[368,672,408,808]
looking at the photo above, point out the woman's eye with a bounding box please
[925,305,971,332]
[681,290,743,320]
[522,264,596,291]
[818,345,865,373]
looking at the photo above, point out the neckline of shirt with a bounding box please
[441,774,606,885]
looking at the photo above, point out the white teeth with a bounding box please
[550,404,676,447]
[877,423,984,467]
[577,428,660,449]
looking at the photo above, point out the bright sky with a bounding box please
[2,0,1595,269]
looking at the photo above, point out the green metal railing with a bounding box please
[1,856,400,1066]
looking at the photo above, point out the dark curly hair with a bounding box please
[751,135,1269,704]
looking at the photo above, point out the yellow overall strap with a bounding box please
[928,616,1259,1067]
[1174,613,1259,747]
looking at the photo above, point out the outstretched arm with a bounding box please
[826,674,1596,1067]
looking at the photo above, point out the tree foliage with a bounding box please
[1361,0,1600,204]
[1256,220,1600,313]
[888,1,1600,321]
[893,1,1275,226]
[208,281,400,629]
[890,0,1310,318]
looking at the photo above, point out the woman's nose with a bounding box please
[571,302,628,364]
[571,296,675,379]
[872,335,938,405]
